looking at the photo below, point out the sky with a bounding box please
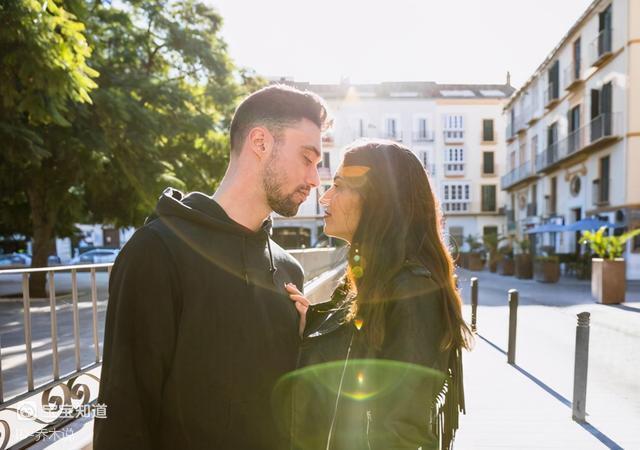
[208,0,594,90]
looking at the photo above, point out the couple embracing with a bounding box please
[93,84,472,450]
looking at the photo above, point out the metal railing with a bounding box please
[544,81,559,107]
[412,130,435,142]
[444,162,465,176]
[443,129,464,143]
[442,201,470,213]
[590,28,613,66]
[563,61,582,90]
[536,113,621,173]
[501,160,535,190]
[380,130,403,141]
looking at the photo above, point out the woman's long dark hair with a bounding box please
[341,139,472,352]
[339,139,473,450]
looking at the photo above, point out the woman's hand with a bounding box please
[285,283,310,337]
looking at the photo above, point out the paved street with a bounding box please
[455,268,640,450]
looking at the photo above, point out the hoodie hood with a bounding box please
[150,187,277,281]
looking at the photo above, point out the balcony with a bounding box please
[592,178,610,206]
[412,130,435,143]
[526,202,538,217]
[444,162,465,176]
[544,82,560,109]
[535,113,621,173]
[590,28,613,67]
[563,61,583,91]
[442,201,471,214]
[443,129,464,144]
[501,160,537,190]
[380,130,403,141]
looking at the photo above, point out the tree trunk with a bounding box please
[27,187,57,298]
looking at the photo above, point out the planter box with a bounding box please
[468,253,484,271]
[534,260,560,283]
[515,254,533,279]
[591,258,625,304]
[498,258,515,276]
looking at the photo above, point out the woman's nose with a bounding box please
[319,189,331,207]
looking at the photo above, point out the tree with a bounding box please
[1,0,264,296]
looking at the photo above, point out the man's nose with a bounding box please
[308,165,320,188]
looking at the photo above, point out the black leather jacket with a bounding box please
[290,261,450,450]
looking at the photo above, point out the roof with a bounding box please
[272,79,515,100]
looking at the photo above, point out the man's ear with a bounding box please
[247,126,274,160]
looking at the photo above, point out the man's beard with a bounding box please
[263,153,308,217]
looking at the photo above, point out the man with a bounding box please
[93,85,330,449]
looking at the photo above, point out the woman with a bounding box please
[284,140,473,450]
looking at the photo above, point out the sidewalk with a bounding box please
[454,268,639,449]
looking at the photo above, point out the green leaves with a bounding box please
[580,226,640,259]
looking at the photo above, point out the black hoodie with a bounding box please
[94,188,305,449]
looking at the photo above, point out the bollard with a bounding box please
[572,312,590,422]
[470,277,478,332]
[507,289,518,365]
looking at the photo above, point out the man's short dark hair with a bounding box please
[230,84,331,154]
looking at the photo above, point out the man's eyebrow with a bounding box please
[301,145,321,157]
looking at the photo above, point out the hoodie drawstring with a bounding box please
[242,236,249,285]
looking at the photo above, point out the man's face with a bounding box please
[262,119,322,217]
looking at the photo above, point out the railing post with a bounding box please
[507,289,518,365]
[572,312,591,422]
[470,277,478,332]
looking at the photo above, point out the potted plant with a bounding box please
[515,238,533,279]
[465,235,484,271]
[534,255,560,283]
[482,233,505,273]
[498,242,515,276]
[580,226,640,304]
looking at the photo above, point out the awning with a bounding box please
[565,218,620,231]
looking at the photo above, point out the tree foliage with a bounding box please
[0,0,265,294]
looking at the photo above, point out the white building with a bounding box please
[501,0,640,279]
[272,79,514,251]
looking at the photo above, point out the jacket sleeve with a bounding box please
[369,273,446,450]
[93,226,181,449]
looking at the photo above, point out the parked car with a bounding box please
[71,248,120,264]
[0,253,32,269]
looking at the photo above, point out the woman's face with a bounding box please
[319,165,365,243]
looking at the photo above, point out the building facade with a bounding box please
[272,80,514,252]
[501,0,640,279]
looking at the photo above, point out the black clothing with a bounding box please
[291,262,461,450]
[94,188,304,449]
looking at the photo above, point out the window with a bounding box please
[444,114,463,130]
[590,82,612,141]
[419,151,429,170]
[568,105,581,153]
[482,151,495,174]
[482,119,494,142]
[442,182,471,212]
[573,38,581,79]
[417,118,428,138]
[531,135,538,163]
[445,147,465,174]
[318,151,331,169]
[519,142,527,167]
[358,118,365,138]
[596,5,612,59]
[547,60,560,101]
[481,185,497,212]
[599,155,610,203]
[385,118,398,138]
